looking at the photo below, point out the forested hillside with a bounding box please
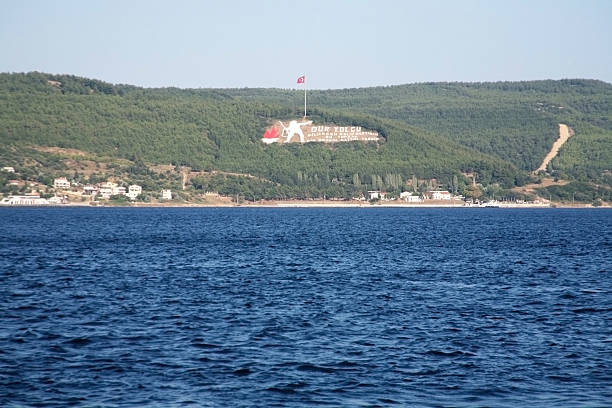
[226,80,612,184]
[1,72,610,201]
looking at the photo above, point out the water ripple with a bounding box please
[1,207,611,407]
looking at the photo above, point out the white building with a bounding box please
[98,187,112,198]
[161,189,172,200]
[82,185,99,196]
[368,191,386,200]
[53,177,71,190]
[97,182,127,198]
[431,190,452,200]
[99,181,117,189]
[127,185,142,200]
[98,182,117,199]
[400,192,423,202]
[113,186,126,196]
[0,195,49,206]
[48,196,68,205]
[1,166,15,173]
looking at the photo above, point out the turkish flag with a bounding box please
[297,75,305,84]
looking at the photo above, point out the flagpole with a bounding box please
[304,75,307,118]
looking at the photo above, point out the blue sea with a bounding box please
[1,207,611,407]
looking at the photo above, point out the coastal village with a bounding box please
[0,166,553,207]
[0,171,172,206]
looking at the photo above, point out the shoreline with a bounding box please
[1,201,607,209]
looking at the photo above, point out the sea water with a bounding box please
[1,207,610,407]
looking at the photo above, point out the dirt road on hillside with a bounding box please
[535,124,573,173]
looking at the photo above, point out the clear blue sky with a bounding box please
[1,0,611,89]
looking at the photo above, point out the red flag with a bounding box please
[297,75,305,84]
